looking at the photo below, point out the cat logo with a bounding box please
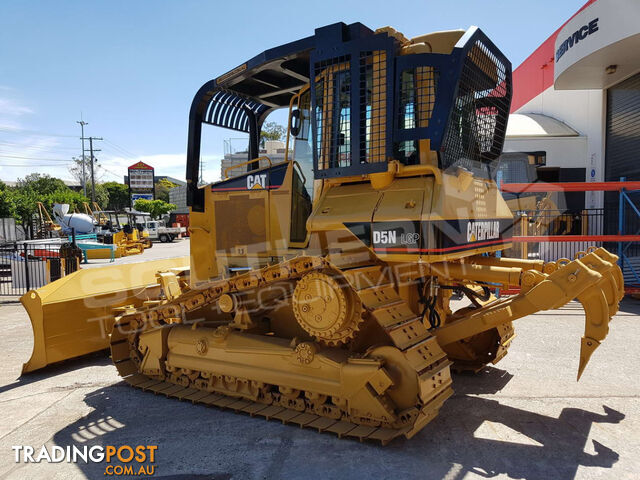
[247,174,267,189]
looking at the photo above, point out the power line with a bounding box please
[97,164,121,176]
[0,140,78,151]
[0,154,71,162]
[97,164,122,179]
[0,163,73,167]
[0,126,76,138]
[101,145,137,161]
[104,140,135,156]
[103,139,139,158]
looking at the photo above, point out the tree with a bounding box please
[0,181,12,218]
[260,121,286,147]
[11,189,38,238]
[155,178,178,203]
[17,173,68,196]
[41,190,89,215]
[68,156,104,187]
[3,174,95,239]
[93,183,109,209]
[68,157,88,189]
[103,182,130,210]
[0,188,15,218]
[12,174,68,238]
[134,199,176,220]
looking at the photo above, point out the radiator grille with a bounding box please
[215,196,267,253]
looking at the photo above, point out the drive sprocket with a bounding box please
[292,270,363,346]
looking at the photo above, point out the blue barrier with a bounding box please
[617,177,640,290]
[75,242,116,263]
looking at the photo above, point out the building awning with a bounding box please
[554,0,640,90]
[506,113,579,138]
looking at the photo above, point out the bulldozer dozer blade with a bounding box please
[20,256,188,374]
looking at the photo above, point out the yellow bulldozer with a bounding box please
[21,23,623,444]
[82,202,149,256]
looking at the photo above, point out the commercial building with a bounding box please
[168,184,188,213]
[220,140,289,179]
[502,0,640,226]
[155,176,186,187]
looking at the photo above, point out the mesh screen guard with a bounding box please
[440,34,512,174]
[393,27,512,178]
[310,32,396,179]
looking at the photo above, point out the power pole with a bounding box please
[83,136,102,202]
[76,120,88,196]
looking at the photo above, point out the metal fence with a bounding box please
[501,180,640,292]
[507,209,605,261]
[0,242,81,297]
[513,208,604,235]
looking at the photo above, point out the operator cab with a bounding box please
[185,22,512,280]
[187,22,510,201]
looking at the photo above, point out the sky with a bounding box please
[0,0,588,185]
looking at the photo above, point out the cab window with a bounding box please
[293,89,314,198]
[290,89,314,243]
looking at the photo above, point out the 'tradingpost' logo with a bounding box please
[12,444,157,476]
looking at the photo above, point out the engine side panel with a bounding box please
[309,170,514,264]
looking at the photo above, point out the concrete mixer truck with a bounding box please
[52,203,97,235]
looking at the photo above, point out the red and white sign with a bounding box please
[128,162,155,191]
[128,161,154,171]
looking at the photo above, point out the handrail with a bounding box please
[501,181,640,193]
[293,161,307,186]
[223,156,272,179]
[511,235,640,242]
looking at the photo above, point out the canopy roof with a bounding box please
[196,24,372,133]
[506,113,579,138]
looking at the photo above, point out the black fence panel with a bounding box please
[508,209,606,262]
[513,208,604,237]
[0,242,81,297]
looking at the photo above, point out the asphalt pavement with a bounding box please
[0,246,638,479]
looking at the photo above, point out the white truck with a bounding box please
[144,219,186,243]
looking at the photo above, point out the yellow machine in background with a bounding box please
[110,230,144,256]
[122,225,152,250]
[121,212,153,249]
[83,201,110,227]
[21,23,624,443]
[80,202,146,258]
[35,202,61,238]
